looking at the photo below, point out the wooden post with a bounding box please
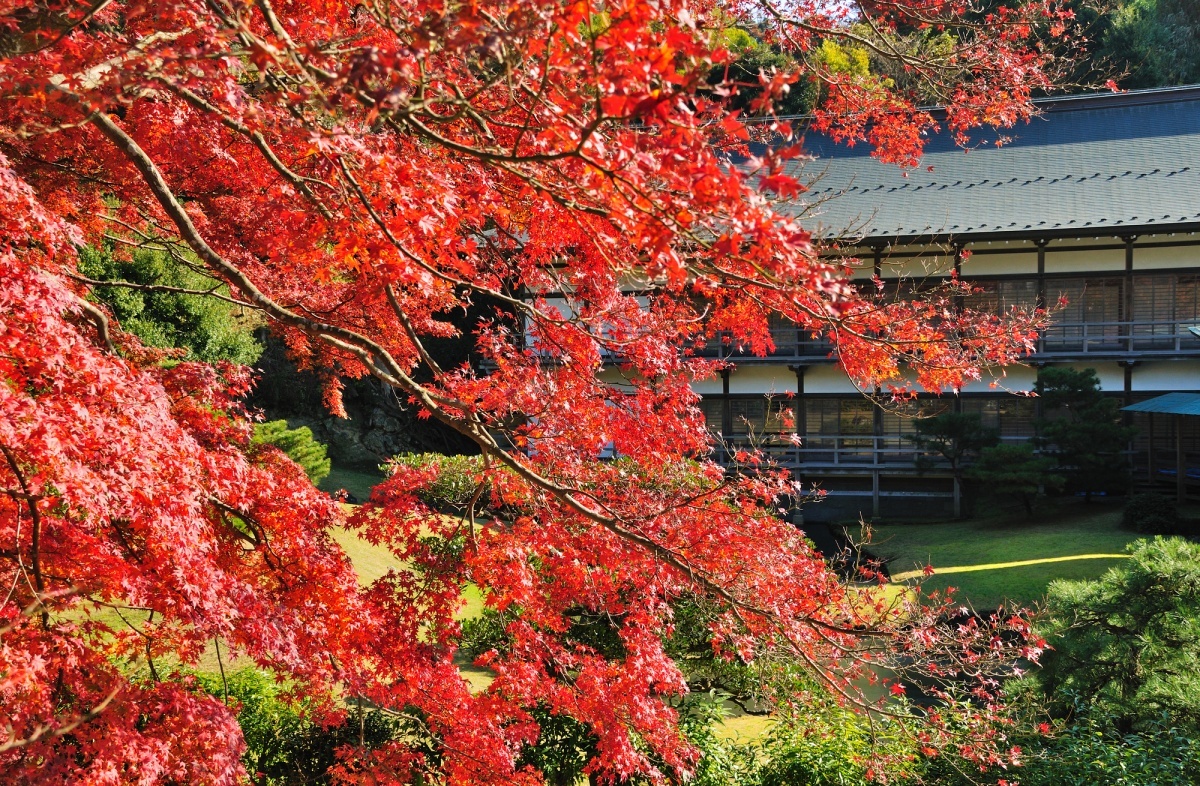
[872,471,881,520]
[1148,412,1156,483]
[1177,414,1185,505]
[872,386,882,519]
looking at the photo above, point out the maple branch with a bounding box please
[1,445,47,626]
[81,91,928,682]
[67,272,237,304]
[385,283,444,377]
[74,297,116,354]
[161,80,336,220]
[0,685,120,754]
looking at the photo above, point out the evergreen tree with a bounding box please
[907,412,999,518]
[252,420,332,485]
[966,443,1064,517]
[1037,537,1200,734]
[80,246,263,366]
[1035,367,1136,500]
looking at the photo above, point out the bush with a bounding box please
[196,667,399,786]
[80,246,263,365]
[1121,492,1180,535]
[1035,368,1137,500]
[1036,537,1200,733]
[389,452,486,511]
[967,443,1064,517]
[252,420,332,484]
[920,706,1200,785]
[757,698,916,786]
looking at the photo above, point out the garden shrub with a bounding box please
[919,706,1200,786]
[389,452,487,511]
[1121,492,1180,535]
[252,419,332,484]
[196,667,399,785]
[80,246,263,365]
[1036,537,1200,733]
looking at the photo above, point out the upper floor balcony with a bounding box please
[691,271,1200,364]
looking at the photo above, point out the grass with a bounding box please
[863,500,1146,610]
[320,463,387,502]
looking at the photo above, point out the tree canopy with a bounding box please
[0,1,1071,782]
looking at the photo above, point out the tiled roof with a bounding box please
[778,86,1200,242]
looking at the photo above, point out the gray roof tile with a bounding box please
[778,87,1200,242]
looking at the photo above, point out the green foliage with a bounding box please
[79,246,262,365]
[1102,0,1200,89]
[921,705,1200,786]
[1035,367,1136,499]
[671,697,761,786]
[1122,492,1180,535]
[966,443,1064,517]
[514,708,597,786]
[282,704,400,785]
[252,420,332,485]
[908,412,999,517]
[908,412,999,472]
[1036,537,1200,733]
[757,698,915,786]
[195,668,399,786]
[812,39,870,80]
[709,29,814,116]
[389,452,486,511]
[195,668,308,784]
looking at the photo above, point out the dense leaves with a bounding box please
[253,420,333,485]
[1035,367,1136,499]
[0,0,1072,782]
[967,443,1064,517]
[1035,537,1200,734]
[80,246,264,365]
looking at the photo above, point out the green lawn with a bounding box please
[320,463,387,502]
[864,501,1146,610]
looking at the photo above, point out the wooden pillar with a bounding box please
[1177,414,1186,505]
[1148,412,1156,483]
[1036,239,1048,354]
[1123,235,1136,352]
[953,244,965,313]
[872,472,881,520]
[1035,238,1048,309]
[872,386,882,519]
[720,368,732,463]
[790,365,807,469]
[1123,362,1136,474]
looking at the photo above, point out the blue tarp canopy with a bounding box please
[1122,392,1200,416]
[1122,393,1200,502]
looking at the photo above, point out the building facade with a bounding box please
[691,86,1200,521]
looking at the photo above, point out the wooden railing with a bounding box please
[711,434,1032,469]
[688,318,1200,363]
[1038,319,1200,355]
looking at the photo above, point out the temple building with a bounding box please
[693,85,1200,521]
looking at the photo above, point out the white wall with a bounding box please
[1056,361,1124,391]
[1131,361,1200,392]
[960,249,1038,277]
[1133,243,1200,271]
[798,363,860,394]
[1045,247,1124,274]
[727,364,800,394]
[959,364,1037,394]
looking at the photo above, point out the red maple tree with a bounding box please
[1,1,1070,783]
